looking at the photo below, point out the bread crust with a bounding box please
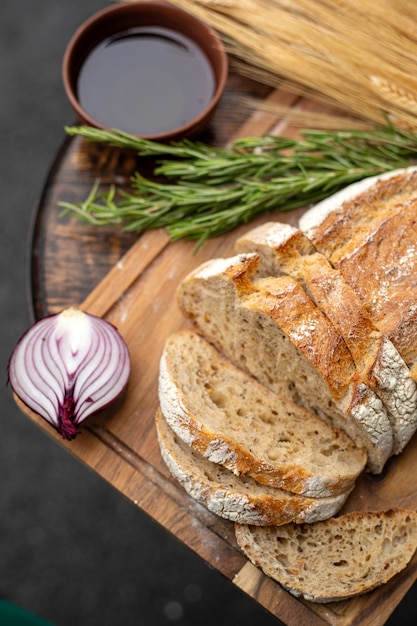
[299,167,417,251]
[299,168,417,375]
[334,202,417,363]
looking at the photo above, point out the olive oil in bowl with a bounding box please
[77,26,216,137]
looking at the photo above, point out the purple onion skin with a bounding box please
[7,308,131,440]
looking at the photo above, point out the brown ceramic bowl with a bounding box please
[62,1,228,142]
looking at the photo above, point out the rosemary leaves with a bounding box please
[60,124,417,247]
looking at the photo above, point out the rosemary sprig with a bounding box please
[60,124,417,247]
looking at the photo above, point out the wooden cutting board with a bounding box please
[18,85,417,625]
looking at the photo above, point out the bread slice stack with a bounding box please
[157,330,364,524]
[176,252,392,473]
[156,166,417,602]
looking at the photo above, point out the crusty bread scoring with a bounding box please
[299,168,417,376]
[158,330,366,497]
[177,253,392,473]
[333,202,417,368]
[299,167,417,248]
[235,509,417,602]
[155,408,351,525]
[236,221,417,454]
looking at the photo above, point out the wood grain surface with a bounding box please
[21,71,417,625]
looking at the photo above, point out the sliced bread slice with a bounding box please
[235,221,417,454]
[158,329,366,497]
[235,509,417,603]
[155,408,351,525]
[176,253,393,473]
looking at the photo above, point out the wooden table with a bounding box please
[21,69,417,625]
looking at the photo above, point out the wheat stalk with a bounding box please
[125,0,417,128]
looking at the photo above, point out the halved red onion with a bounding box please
[8,308,130,440]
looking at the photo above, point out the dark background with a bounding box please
[0,1,416,624]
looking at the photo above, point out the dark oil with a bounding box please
[77,26,216,135]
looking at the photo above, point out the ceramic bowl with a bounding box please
[62,1,228,142]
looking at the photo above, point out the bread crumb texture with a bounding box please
[235,509,417,602]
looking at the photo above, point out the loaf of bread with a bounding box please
[158,329,366,497]
[155,167,417,604]
[235,509,417,602]
[155,408,351,525]
[299,167,417,375]
[176,253,393,472]
[236,221,417,454]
